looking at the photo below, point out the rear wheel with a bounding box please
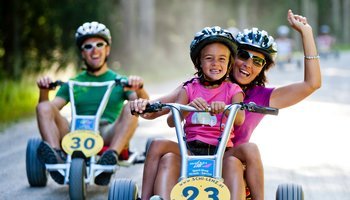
[69,158,86,200]
[276,183,304,200]
[26,138,48,187]
[108,178,139,200]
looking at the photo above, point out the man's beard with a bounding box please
[83,59,105,73]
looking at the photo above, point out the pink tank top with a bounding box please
[184,79,243,147]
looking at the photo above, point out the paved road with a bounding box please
[1,52,350,199]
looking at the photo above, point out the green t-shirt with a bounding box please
[56,70,133,123]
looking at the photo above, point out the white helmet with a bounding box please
[75,21,112,48]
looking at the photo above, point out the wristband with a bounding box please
[304,55,320,60]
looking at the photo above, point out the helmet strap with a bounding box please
[199,74,227,86]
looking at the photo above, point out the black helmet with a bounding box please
[75,22,112,48]
[190,26,237,66]
[236,27,277,66]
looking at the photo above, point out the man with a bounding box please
[36,21,149,185]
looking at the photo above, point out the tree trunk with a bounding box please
[139,0,155,55]
[331,0,341,41]
[1,0,22,79]
[121,0,137,58]
[343,0,350,44]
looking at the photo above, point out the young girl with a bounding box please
[167,30,245,154]
[148,26,247,200]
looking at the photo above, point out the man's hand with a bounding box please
[37,76,54,90]
[126,75,144,90]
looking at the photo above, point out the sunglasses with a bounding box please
[237,49,266,68]
[81,41,107,51]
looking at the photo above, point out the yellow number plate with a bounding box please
[170,176,230,200]
[61,130,104,157]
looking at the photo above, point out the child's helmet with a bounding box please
[75,22,112,48]
[236,27,277,66]
[190,26,237,67]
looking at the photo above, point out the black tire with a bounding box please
[108,179,139,200]
[26,138,48,187]
[276,183,304,200]
[69,158,86,200]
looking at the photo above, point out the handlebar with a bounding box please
[136,101,278,116]
[114,78,143,89]
[240,102,278,115]
[48,80,64,89]
[47,78,143,89]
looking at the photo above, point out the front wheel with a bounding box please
[276,183,304,200]
[69,158,86,200]
[26,138,48,187]
[108,178,139,200]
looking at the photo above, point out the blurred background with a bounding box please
[1,1,350,199]
[1,0,350,127]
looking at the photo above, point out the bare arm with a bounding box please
[231,92,245,126]
[270,9,321,109]
[130,84,182,119]
[167,88,188,127]
[126,75,150,100]
[37,76,67,109]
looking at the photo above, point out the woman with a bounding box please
[132,9,321,200]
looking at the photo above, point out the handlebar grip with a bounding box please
[131,102,163,115]
[116,78,143,89]
[244,102,279,115]
[48,80,64,89]
[254,105,279,115]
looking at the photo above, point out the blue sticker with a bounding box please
[187,159,215,177]
[75,118,95,130]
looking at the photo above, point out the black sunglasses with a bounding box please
[237,49,266,68]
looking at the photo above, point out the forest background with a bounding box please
[1,0,350,128]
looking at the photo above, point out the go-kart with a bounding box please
[26,78,145,200]
[138,101,304,200]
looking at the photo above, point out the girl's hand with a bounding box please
[287,9,312,33]
[189,97,209,111]
[210,101,225,115]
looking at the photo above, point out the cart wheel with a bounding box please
[26,138,48,187]
[108,178,139,200]
[276,183,304,200]
[69,158,86,200]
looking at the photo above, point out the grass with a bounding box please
[0,79,38,131]
[0,60,193,132]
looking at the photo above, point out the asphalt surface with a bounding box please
[1,52,350,199]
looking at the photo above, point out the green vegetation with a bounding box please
[1,0,350,131]
[0,78,38,130]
